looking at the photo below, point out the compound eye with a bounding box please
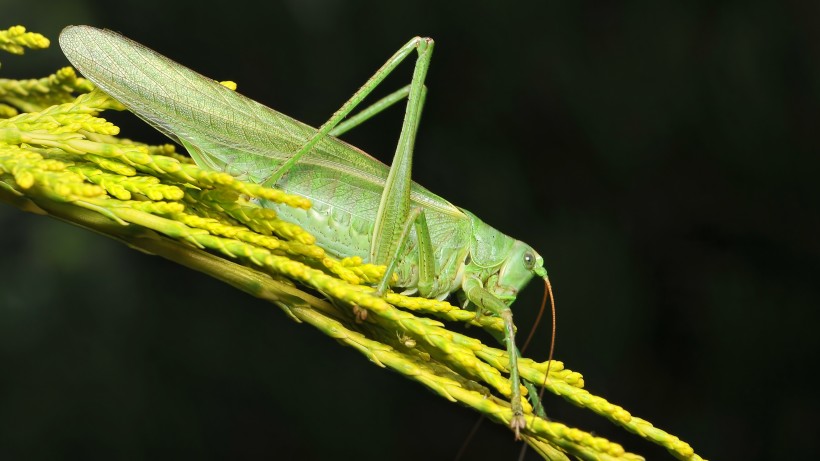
[523,251,536,270]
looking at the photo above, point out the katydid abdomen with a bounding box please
[270,159,490,299]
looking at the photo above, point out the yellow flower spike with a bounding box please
[84,154,137,176]
[289,242,325,259]
[627,418,698,460]
[43,174,105,201]
[35,158,69,171]
[188,188,242,206]
[548,379,636,426]
[22,164,105,202]
[160,156,217,178]
[1,69,98,115]
[12,169,34,189]
[320,257,362,285]
[340,255,362,266]
[183,197,246,228]
[236,205,278,224]
[0,125,22,144]
[0,90,119,131]
[2,150,48,189]
[146,143,191,163]
[170,210,322,260]
[385,292,506,332]
[49,113,118,135]
[262,217,316,244]
[472,346,589,397]
[187,190,270,227]
[229,206,315,244]
[0,26,49,56]
[128,149,189,175]
[70,164,131,200]
[71,89,125,112]
[0,103,17,117]
[93,199,185,215]
[97,204,209,247]
[147,157,303,212]
[53,66,94,92]
[234,181,312,209]
[189,190,316,245]
[37,135,182,175]
[129,178,184,201]
[351,265,384,284]
[0,150,37,179]
[344,259,390,284]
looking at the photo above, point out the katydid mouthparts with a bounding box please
[59,25,555,438]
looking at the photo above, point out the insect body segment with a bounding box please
[59,25,548,438]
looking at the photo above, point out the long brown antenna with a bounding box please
[521,277,549,353]
[541,277,556,383]
[520,278,557,393]
[520,277,556,387]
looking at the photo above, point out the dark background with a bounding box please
[1,1,818,460]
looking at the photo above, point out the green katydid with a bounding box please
[58,25,554,437]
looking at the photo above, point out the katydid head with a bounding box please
[462,211,546,304]
[494,240,546,301]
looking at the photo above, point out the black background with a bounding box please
[2,1,819,460]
